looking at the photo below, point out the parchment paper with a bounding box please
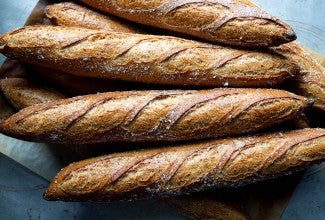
[0,0,324,219]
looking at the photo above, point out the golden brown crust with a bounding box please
[163,196,251,220]
[0,88,309,144]
[78,0,296,47]
[273,42,325,111]
[0,25,298,87]
[43,128,325,202]
[0,77,66,110]
[45,2,140,33]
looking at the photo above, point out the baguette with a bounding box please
[1,74,309,160]
[44,128,325,202]
[45,2,140,33]
[0,25,298,87]
[78,0,296,47]
[272,42,325,111]
[0,67,310,158]
[0,77,66,110]
[0,88,309,144]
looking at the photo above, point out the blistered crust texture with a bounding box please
[79,0,296,47]
[0,26,297,87]
[43,128,325,202]
[0,88,307,144]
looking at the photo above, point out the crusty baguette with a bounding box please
[163,196,251,220]
[0,26,298,87]
[45,2,140,33]
[78,0,296,47]
[0,77,66,110]
[0,66,310,158]
[43,128,325,202]
[272,42,325,111]
[0,88,309,144]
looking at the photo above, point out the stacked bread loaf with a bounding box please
[0,1,324,219]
